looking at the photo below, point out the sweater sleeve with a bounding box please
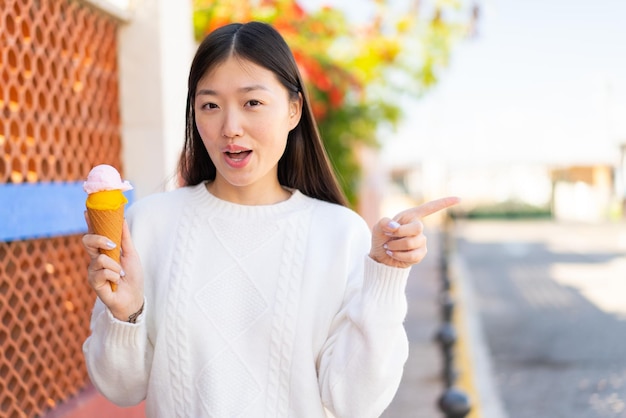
[318,255,410,418]
[82,297,152,406]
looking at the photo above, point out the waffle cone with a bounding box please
[87,205,124,261]
[87,205,124,263]
[87,205,124,291]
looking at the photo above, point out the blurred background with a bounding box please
[381,0,626,224]
[2,0,626,417]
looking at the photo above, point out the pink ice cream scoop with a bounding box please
[83,164,133,194]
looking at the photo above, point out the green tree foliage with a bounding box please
[193,0,474,205]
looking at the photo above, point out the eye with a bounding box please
[200,102,219,110]
[246,99,261,107]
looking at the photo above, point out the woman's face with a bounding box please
[194,56,302,203]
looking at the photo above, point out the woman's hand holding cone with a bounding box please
[83,215,144,322]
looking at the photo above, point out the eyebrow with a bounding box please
[195,84,269,97]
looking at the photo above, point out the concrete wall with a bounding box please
[114,0,195,198]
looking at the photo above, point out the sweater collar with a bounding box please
[189,182,311,219]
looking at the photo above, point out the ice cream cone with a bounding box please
[84,164,133,292]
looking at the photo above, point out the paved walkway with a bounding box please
[454,219,626,418]
[374,217,626,418]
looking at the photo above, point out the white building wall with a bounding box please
[86,0,196,199]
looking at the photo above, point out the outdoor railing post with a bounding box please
[435,213,471,418]
[438,387,472,418]
[435,321,457,387]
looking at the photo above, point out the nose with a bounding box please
[221,109,244,138]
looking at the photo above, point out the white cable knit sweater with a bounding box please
[83,183,410,418]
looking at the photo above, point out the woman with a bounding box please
[82,21,458,417]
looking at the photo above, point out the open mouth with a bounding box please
[225,150,252,161]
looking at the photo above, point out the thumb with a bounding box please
[374,217,401,236]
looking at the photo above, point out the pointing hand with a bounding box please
[369,196,460,269]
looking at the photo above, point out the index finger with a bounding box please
[395,196,460,222]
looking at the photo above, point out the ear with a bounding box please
[288,92,303,131]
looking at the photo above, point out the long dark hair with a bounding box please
[178,21,347,207]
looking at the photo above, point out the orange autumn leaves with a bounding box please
[193,0,381,121]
